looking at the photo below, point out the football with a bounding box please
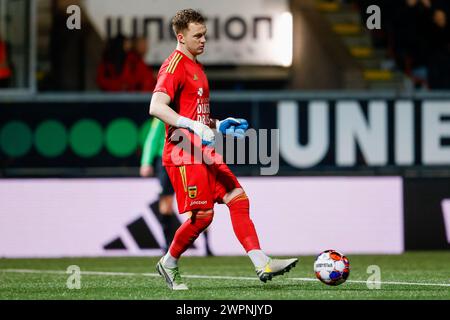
[314,249,350,286]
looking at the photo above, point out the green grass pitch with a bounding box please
[0,252,449,300]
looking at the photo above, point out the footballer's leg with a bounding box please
[157,209,213,290]
[156,257,188,291]
[156,164,214,290]
[216,165,299,282]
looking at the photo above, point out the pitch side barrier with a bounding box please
[1,92,449,251]
[1,176,449,253]
[0,91,450,177]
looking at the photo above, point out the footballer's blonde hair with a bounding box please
[171,9,205,35]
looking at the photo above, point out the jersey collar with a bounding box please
[175,49,201,66]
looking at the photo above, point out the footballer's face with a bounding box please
[179,22,207,57]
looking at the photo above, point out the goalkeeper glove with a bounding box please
[216,117,249,139]
[176,116,215,146]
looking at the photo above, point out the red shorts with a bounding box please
[165,163,242,214]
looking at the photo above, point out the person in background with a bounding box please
[392,0,432,88]
[96,34,130,91]
[0,37,12,88]
[97,34,155,92]
[124,36,157,92]
[427,6,450,89]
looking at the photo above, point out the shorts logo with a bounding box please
[188,186,197,199]
[190,200,207,206]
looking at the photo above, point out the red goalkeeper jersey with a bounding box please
[154,50,212,167]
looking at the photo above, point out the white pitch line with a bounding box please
[1,269,450,288]
[0,269,259,281]
[343,279,450,288]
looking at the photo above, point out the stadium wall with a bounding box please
[0,92,449,256]
[0,177,404,257]
[1,176,449,257]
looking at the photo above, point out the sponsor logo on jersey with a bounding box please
[197,87,203,97]
[188,186,198,199]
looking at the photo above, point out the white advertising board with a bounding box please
[83,0,292,66]
[0,177,403,257]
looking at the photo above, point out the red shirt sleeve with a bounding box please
[153,59,185,101]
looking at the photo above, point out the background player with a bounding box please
[149,9,298,290]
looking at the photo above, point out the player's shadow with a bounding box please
[199,283,376,292]
[294,287,375,292]
[264,283,371,292]
[198,283,273,291]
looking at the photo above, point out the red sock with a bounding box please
[227,193,261,252]
[169,210,213,258]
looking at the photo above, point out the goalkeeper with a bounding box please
[149,9,298,291]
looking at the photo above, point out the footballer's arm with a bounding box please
[149,91,219,130]
[149,92,182,127]
[149,92,215,145]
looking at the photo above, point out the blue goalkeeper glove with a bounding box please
[217,117,249,139]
